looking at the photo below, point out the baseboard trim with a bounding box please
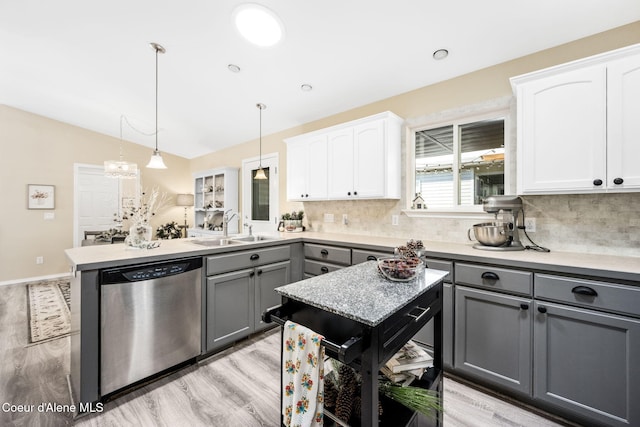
[0,273,72,287]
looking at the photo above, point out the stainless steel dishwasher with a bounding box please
[100,257,202,396]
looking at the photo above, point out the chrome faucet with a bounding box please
[222,210,237,237]
[244,222,253,236]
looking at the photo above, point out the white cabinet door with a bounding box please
[518,65,607,194]
[286,135,328,201]
[286,141,307,201]
[306,134,328,199]
[353,120,386,198]
[607,54,640,190]
[327,128,355,198]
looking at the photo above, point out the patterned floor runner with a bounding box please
[26,279,71,344]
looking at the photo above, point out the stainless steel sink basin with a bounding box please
[231,235,282,243]
[191,238,240,246]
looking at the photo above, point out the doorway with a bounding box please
[241,153,279,234]
[73,164,139,247]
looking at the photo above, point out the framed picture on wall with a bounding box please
[27,184,55,209]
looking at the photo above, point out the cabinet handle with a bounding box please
[347,192,351,196]
[366,255,377,261]
[538,306,547,314]
[250,254,260,261]
[301,194,304,198]
[593,179,603,186]
[320,266,329,274]
[571,285,598,297]
[257,269,263,276]
[320,249,329,256]
[520,303,529,310]
[481,272,500,281]
[613,177,624,185]
[408,306,431,323]
[354,191,358,196]
[249,271,255,278]
[305,194,309,197]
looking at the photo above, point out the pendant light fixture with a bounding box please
[104,115,138,178]
[146,42,167,169]
[254,103,268,180]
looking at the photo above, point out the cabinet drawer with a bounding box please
[351,248,393,265]
[304,260,344,276]
[206,245,290,276]
[455,263,532,296]
[535,274,640,317]
[423,258,453,283]
[304,243,351,266]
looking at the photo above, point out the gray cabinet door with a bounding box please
[206,268,254,352]
[533,301,640,427]
[455,286,532,395]
[412,283,454,369]
[254,260,291,332]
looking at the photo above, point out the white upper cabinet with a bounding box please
[511,44,640,194]
[607,54,640,189]
[285,111,403,201]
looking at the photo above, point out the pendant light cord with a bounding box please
[155,45,159,152]
[256,103,267,167]
[259,105,262,167]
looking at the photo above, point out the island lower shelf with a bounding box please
[263,279,443,427]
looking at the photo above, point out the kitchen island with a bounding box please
[264,261,448,426]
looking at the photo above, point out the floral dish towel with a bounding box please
[283,320,325,426]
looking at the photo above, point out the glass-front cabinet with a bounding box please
[189,167,239,237]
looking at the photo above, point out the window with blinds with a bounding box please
[414,117,505,209]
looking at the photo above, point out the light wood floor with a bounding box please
[1,282,574,426]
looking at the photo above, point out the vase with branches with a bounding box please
[119,187,169,247]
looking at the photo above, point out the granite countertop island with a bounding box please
[275,261,448,326]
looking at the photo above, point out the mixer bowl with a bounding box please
[469,222,510,247]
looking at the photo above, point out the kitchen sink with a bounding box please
[231,235,282,243]
[191,238,240,246]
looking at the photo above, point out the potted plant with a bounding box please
[155,221,182,240]
[282,210,304,232]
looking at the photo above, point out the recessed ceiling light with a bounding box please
[300,84,313,92]
[433,49,449,60]
[233,3,284,47]
[228,64,241,73]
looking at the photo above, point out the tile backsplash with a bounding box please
[302,193,640,257]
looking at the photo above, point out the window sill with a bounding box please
[402,208,494,220]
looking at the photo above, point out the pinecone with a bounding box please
[335,364,357,422]
[324,378,338,409]
[406,239,424,250]
[351,395,383,421]
[352,395,362,419]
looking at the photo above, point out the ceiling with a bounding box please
[1,1,639,159]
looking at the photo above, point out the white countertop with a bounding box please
[64,231,640,282]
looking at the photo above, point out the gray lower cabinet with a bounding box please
[454,285,532,395]
[533,301,640,427]
[254,260,291,332]
[533,273,640,427]
[206,268,254,351]
[205,245,291,352]
[412,259,454,368]
[303,243,351,277]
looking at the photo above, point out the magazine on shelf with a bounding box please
[381,365,424,385]
[385,340,433,373]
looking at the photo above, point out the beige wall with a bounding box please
[0,106,192,282]
[193,21,640,257]
[2,22,639,282]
